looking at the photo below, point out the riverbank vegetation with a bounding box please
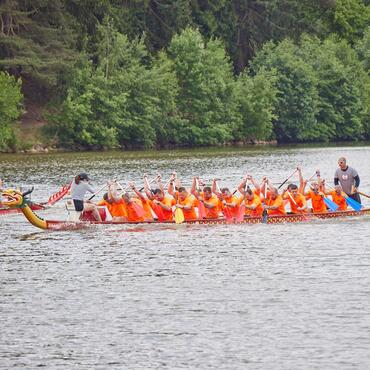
[0,0,369,151]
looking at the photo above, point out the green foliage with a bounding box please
[167,27,237,145]
[251,40,325,142]
[329,0,370,43]
[0,71,22,151]
[0,0,76,96]
[233,68,277,141]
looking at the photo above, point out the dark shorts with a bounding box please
[73,199,84,211]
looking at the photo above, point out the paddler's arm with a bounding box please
[153,199,172,211]
[156,174,164,194]
[143,175,154,200]
[191,177,199,197]
[264,197,283,210]
[130,182,145,201]
[212,179,222,198]
[167,172,176,195]
[260,176,268,195]
[237,176,247,195]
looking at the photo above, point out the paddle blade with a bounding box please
[197,200,207,219]
[236,204,245,222]
[152,204,166,222]
[223,206,233,222]
[323,197,339,212]
[175,208,185,224]
[345,196,362,211]
[132,202,145,218]
[262,209,268,223]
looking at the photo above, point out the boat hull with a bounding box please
[44,208,370,230]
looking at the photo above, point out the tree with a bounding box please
[251,40,325,142]
[167,27,237,145]
[0,71,22,151]
[233,68,277,141]
[0,0,76,98]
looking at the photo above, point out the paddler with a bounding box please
[238,186,263,217]
[302,180,327,213]
[191,177,221,219]
[70,173,102,221]
[261,180,286,216]
[282,184,308,214]
[97,181,127,221]
[143,175,175,221]
[171,186,197,221]
[129,182,154,221]
[324,184,347,211]
[212,179,240,218]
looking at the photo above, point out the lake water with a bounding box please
[1,144,370,369]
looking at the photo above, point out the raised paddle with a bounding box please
[144,177,166,222]
[278,168,299,189]
[88,183,108,201]
[215,182,233,222]
[195,178,207,219]
[117,181,146,218]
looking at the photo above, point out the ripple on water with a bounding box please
[1,145,370,369]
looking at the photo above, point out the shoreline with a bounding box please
[2,140,370,155]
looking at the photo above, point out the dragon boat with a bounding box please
[2,188,370,231]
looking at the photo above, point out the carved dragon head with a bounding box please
[1,188,33,208]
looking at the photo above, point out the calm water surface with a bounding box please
[1,145,370,369]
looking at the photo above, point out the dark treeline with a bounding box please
[0,0,369,151]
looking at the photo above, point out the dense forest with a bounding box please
[0,0,369,151]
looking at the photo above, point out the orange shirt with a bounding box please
[140,198,154,221]
[97,199,126,218]
[284,193,307,214]
[178,195,197,220]
[122,198,146,222]
[265,195,286,215]
[239,195,263,217]
[196,193,221,219]
[306,191,327,213]
[148,196,175,221]
[330,191,347,211]
[221,195,240,217]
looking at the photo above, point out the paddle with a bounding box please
[144,176,166,222]
[116,181,146,218]
[357,191,370,199]
[278,168,299,190]
[326,184,362,211]
[88,183,108,201]
[215,182,233,222]
[261,180,268,223]
[195,178,207,219]
[307,181,338,212]
[140,176,157,192]
[174,206,185,224]
[235,181,248,223]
